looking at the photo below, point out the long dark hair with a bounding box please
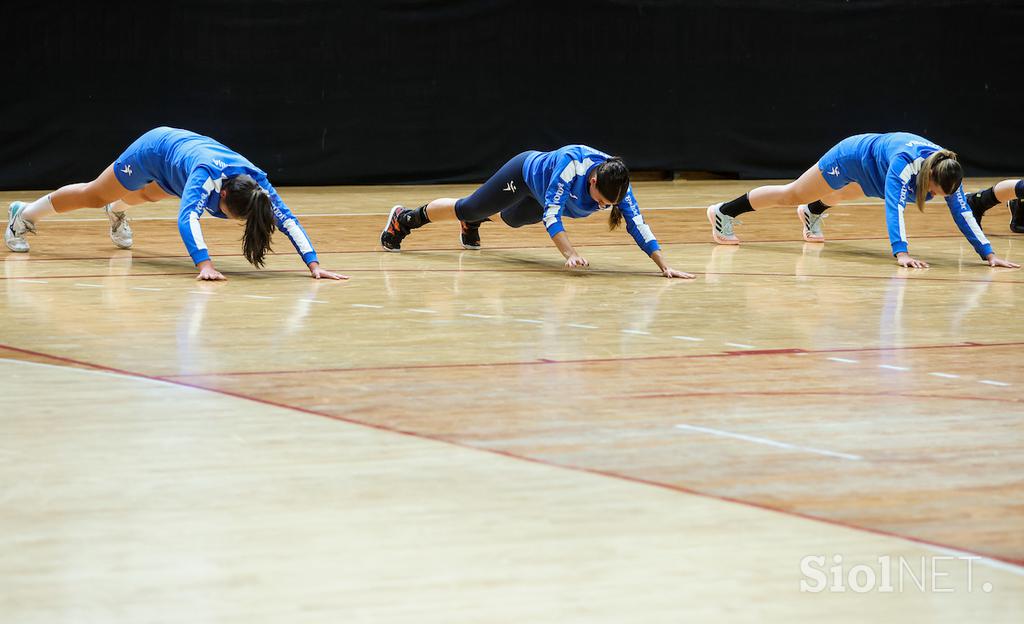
[915,149,962,212]
[593,157,630,230]
[222,174,275,267]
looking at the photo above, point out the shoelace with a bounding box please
[718,215,741,235]
[12,218,36,236]
[806,212,828,231]
[111,211,130,231]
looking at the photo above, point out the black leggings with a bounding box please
[455,151,545,228]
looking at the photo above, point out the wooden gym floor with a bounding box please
[1,179,1022,622]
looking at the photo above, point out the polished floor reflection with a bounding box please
[2,179,1022,622]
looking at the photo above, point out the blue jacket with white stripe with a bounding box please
[838,133,991,258]
[131,127,318,266]
[522,145,661,256]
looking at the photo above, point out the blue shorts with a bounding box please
[111,128,172,192]
[817,137,861,192]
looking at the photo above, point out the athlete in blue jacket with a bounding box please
[706,132,1019,269]
[5,127,346,280]
[380,145,694,278]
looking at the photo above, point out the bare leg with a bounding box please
[48,165,132,213]
[993,179,1022,203]
[818,182,866,207]
[424,198,459,222]
[114,181,174,209]
[748,164,842,209]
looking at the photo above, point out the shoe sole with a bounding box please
[706,204,739,245]
[460,237,481,250]
[380,205,402,252]
[797,205,825,243]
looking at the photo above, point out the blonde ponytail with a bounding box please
[915,149,961,212]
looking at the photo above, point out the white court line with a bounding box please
[351,303,382,308]
[407,308,438,314]
[979,380,1010,387]
[878,364,909,371]
[567,323,598,329]
[929,372,960,379]
[17,279,48,284]
[48,201,892,221]
[828,357,859,364]
[621,329,651,335]
[513,318,544,324]
[725,342,755,349]
[673,335,703,342]
[74,283,103,288]
[923,543,1024,577]
[674,424,862,461]
[462,313,495,319]
[244,295,275,300]
[132,287,163,292]
[189,290,217,295]
[3,358,1018,576]
[0,358,192,391]
[299,299,327,304]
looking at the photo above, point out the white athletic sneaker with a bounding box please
[707,203,740,245]
[797,204,826,242]
[105,204,133,249]
[5,201,35,252]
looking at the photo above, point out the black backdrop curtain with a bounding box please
[1,1,1021,189]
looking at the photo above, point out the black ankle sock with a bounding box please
[402,204,430,229]
[971,187,1000,215]
[1015,180,1024,200]
[719,194,754,218]
[807,200,831,215]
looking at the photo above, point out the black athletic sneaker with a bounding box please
[380,205,411,252]
[460,219,484,249]
[1010,199,1024,234]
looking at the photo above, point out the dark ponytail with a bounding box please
[594,157,630,230]
[915,149,962,212]
[223,174,276,267]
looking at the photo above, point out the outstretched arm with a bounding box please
[944,186,1017,268]
[261,179,348,279]
[620,188,694,278]
[883,161,928,268]
[178,171,227,280]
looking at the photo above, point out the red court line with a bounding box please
[2,341,1021,568]
[161,340,1024,379]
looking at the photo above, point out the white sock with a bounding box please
[21,194,57,223]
